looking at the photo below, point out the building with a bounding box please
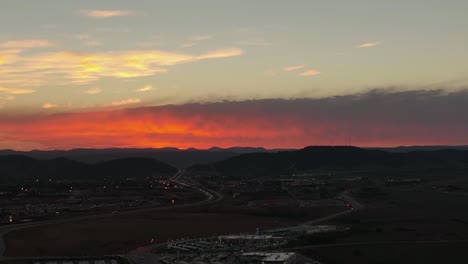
[218,235,287,248]
[240,252,296,264]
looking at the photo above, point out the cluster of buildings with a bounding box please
[160,224,350,264]
[0,177,196,225]
[167,235,288,253]
[220,174,362,202]
[239,252,297,264]
[156,252,304,264]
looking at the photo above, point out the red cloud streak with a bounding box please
[1,91,468,150]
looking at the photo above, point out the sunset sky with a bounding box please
[1,0,468,150]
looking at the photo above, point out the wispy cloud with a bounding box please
[234,39,272,47]
[136,41,162,48]
[299,69,321,76]
[136,85,153,92]
[96,27,130,33]
[190,35,213,41]
[74,34,101,47]
[0,87,35,94]
[197,48,243,60]
[0,49,21,65]
[42,103,57,109]
[84,88,102,94]
[110,98,141,106]
[0,39,55,49]
[0,48,244,87]
[181,42,196,48]
[358,41,380,48]
[181,35,214,48]
[81,10,133,18]
[284,64,306,72]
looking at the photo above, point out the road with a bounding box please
[304,191,364,225]
[0,169,223,258]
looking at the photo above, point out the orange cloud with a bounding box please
[284,64,306,71]
[299,69,321,76]
[84,88,102,94]
[109,98,142,106]
[81,10,133,18]
[0,49,21,65]
[0,86,35,94]
[358,41,380,48]
[136,85,153,92]
[42,103,58,109]
[197,48,243,60]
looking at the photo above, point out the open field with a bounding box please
[299,241,468,264]
[297,180,468,264]
[4,206,311,257]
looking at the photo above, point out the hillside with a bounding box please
[0,147,277,168]
[189,146,468,177]
[0,155,177,183]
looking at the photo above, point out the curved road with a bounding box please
[0,169,223,258]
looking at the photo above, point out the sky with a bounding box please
[1,0,468,150]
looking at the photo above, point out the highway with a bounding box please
[304,191,364,225]
[0,169,223,258]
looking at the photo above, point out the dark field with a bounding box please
[299,179,468,264]
[5,204,337,257]
[299,241,468,264]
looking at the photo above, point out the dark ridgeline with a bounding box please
[0,155,177,184]
[189,146,468,177]
[3,146,468,182]
[0,147,277,168]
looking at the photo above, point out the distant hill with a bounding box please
[370,145,468,152]
[188,146,468,177]
[0,147,280,168]
[0,155,177,183]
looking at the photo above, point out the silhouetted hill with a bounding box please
[189,146,468,177]
[371,145,468,152]
[0,155,177,183]
[0,147,279,168]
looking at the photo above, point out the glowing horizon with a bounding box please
[1,90,467,151]
[1,1,468,149]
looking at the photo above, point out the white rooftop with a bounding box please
[263,253,295,262]
[219,235,274,240]
[242,252,295,262]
